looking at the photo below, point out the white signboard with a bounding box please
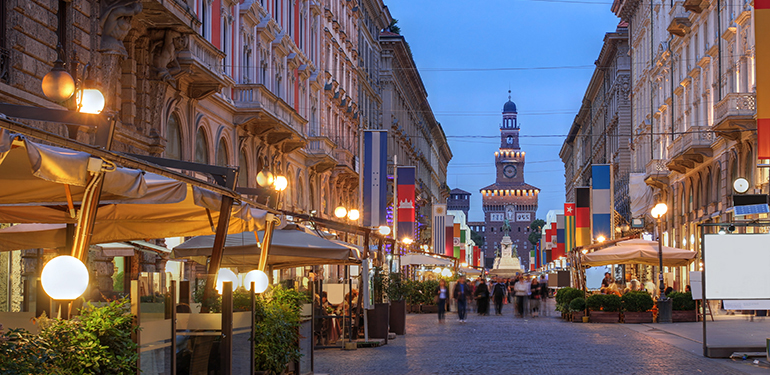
[704,234,770,300]
[689,271,702,300]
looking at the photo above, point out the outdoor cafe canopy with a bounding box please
[400,253,454,267]
[172,226,361,269]
[580,238,697,267]
[0,132,268,250]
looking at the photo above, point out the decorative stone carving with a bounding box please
[150,29,188,82]
[100,0,143,56]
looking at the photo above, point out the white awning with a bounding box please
[400,253,454,266]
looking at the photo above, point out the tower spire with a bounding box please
[508,89,511,101]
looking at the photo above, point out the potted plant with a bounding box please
[569,297,586,322]
[253,286,307,375]
[670,291,697,322]
[367,267,390,340]
[419,280,439,314]
[587,294,621,323]
[621,291,654,323]
[555,287,584,320]
[386,272,408,335]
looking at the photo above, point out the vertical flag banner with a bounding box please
[396,166,416,241]
[432,204,447,255]
[556,214,565,260]
[473,246,480,267]
[453,223,461,259]
[575,187,591,247]
[445,215,454,257]
[591,165,612,241]
[564,203,576,253]
[460,229,467,261]
[757,1,770,158]
[363,130,388,227]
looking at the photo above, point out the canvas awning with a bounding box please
[0,132,268,251]
[460,266,482,276]
[96,241,170,257]
[580,238,697,267]
[172,227,360,269]
[400,253,454,266]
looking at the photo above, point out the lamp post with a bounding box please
[40,255,89,319]
[651,202,672,323]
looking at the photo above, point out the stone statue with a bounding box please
[100,0,143,56]
[150,30,187,81]
[502,219,511,236]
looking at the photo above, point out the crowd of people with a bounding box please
[598,272,691,298]
[435,274,551,323]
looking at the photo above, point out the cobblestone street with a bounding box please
[315,303,753,374]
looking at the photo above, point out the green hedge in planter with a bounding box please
[0,298,138,375]
[621,291,654,312]
[586,294,622,312]
[569,297,586,312]
[555,287,584,313]
[669,291,696,311]
[253,286,308,375]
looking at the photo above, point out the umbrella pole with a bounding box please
[201,196,235,313]
[256,216,278,272]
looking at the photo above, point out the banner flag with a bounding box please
[396,166,416,241]
[445,215,454,257]
[575,187,591,247]
[432,205,447,255]
[591,165,612,241]
[453,223,461,259]
[556,214,565,259]
[564,203,576,253]
[363,130,388,227]
[757,1,770,158]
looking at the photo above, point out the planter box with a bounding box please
[571,311,585,322]
[561,311,571,321]
[672,310,697,322]
[623,311,653,324]
[421,305,438,314]
[389,300,406,335]
[407,304,417,313]
[589,311,620,323]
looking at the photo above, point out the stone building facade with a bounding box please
[380,30,452,247]
[480,96,539,270]
[560,24,632,227]
[609,0,761,288]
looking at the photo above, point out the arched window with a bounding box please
[704,171,712,207]
[238,149,248,188]
[166,114,182,160]
[216,138,229,167]
[731,156,740,183]
[688,184,693,212]
[195,128,208,164]
[745,146,754,186]
[696,179,702,209]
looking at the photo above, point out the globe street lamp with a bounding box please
[378,225,391,236]
[651,202,671,323]
[243,269,269,293]
[41,255,89,319]
[334,206,348,219]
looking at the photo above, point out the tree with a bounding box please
[471,230,485,248]
[387,19,401,34]
[528,218,545,247]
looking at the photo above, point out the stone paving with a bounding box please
[315,303,750,374]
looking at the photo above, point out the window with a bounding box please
[201,0,209,40]
[166,114,182,160]
[195,128,208,164]
[715,167,721,203]
[688,185,693,212]
[216,138,229,167]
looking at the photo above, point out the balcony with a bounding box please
[334,148,358,175]
[667,4,692,37]
[665,126,713,173]
[644,159,670,190]
[233,84,308,153]
[304,137,337,173]
[713,92,755,141]
[683,0,708,13]
[136,0,199,33]
[177,34,227,100]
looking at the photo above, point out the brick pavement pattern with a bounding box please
[315,303,745,375]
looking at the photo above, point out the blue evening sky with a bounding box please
[384,0,621,221]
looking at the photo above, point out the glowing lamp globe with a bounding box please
[432,267,441,274]
[216,268,239,294]
[256,169,274,187]
[273,175,288,191]
[41,255,89,300]
[378,225,391,236]
[243,270,269,293]
[441,268,453,277]
[347,209,360,221]
[334,206,347,218]
[42,68,75,102]
[76,88,105,114]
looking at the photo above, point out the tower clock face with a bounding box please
[506,135,513,144]
[503,164,517,178]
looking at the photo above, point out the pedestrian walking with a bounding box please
[514,276,529,318]
[539,275,549,316]
[474,278,490,316]
[492,278,507,315]
[530,277,541,317]
[453,276,471,322]
[435,279,449,322]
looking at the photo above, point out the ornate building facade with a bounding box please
[609,0,761,288]
[560,24,632,227]
[480,95,539,270]
[380,30,452,247]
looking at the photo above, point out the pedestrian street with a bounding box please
[315,303,755,375]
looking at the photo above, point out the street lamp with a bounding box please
[273,175,288,192]
[216,268,239,294]
[41,255,89,319]
[334,206,347,219]
[243,270,269,293]
[378,225,391,236]
[651,202,671,322]
[256,168,274,187]
[402,237,413,245]
[41,46,75,102]
[596,235,606,243]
